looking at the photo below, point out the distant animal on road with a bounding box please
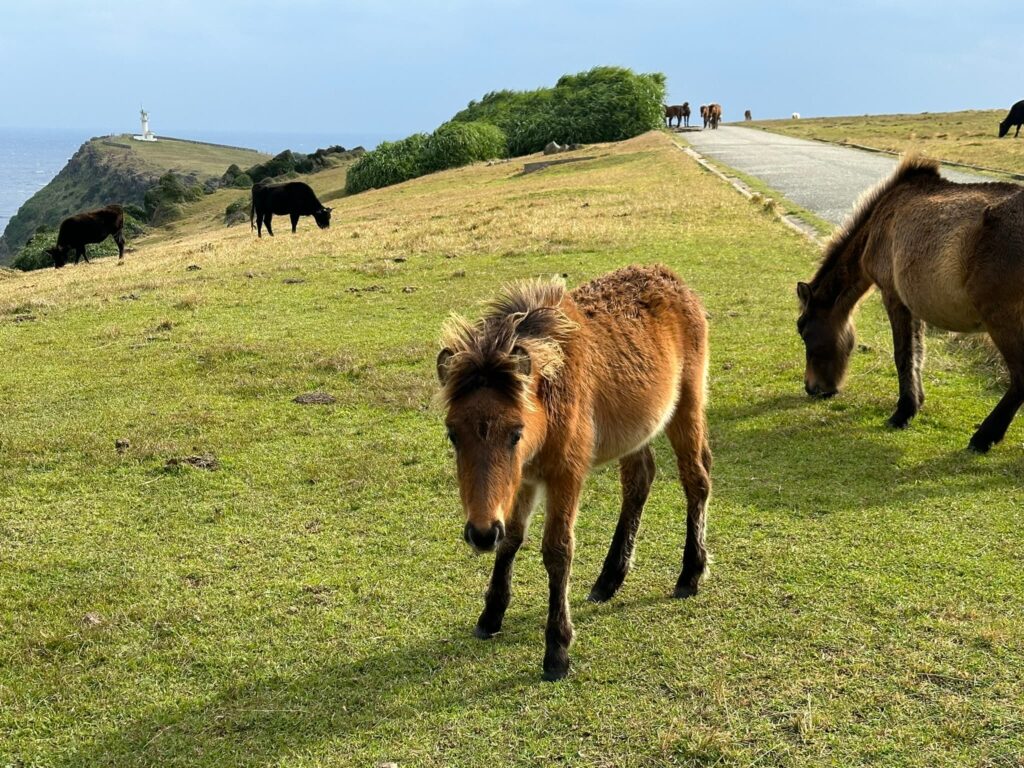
[744,110,752,121]
[436,265,712,681]
[700,105,709,128]
[47,204,125,268]
[999,99,1024,138]
[708,103,722,129]
[796,153,1024,453]
[664,104,690,128]
[791,112,801,120]
[250,181,332,238]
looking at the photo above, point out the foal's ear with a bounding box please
[436,348,455,384]
[510,345,531,377]
[796,281,812,304]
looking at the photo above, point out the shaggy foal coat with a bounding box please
[437,265,712,680]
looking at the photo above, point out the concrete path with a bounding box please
[682,126,990,227]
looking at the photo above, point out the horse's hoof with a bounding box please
[587,582,619,603]
[887,411,915,429]
[473,624,499,640]
[673,584,699,599]
[542,660,570,682]
[967,439,992,454]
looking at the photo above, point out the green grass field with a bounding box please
[99,135,270,179]
[2,131,1023,767]
[747,109,1024,176]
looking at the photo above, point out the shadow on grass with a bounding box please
[55,593,682,767]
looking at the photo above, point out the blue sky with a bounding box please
[2,0,1021,138]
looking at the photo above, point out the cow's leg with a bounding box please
[1017,124,1021,138]
[264,214,274,237]
[115,231,125,260]
[290,212,300,233]
[81,246,89,264]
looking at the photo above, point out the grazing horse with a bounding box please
[797,153,1024,452]
[437,265,712,681]
[700,105,709,129]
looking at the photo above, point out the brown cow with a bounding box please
[47,205,125,268]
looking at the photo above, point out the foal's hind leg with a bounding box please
[666,380,712,598]
[588,445,656,603]
[474,483,539,639]
[969,325,1024,452]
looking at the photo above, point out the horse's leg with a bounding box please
[969,325,1024,452]
[541,476,581,681]
[291,212,300,233]
[474,482,540,639]
[882,292,926,428]
[587,445,655,603]
[666,376,712,598]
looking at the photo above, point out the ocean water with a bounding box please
[0,128,86,236]
[0,127,395,238]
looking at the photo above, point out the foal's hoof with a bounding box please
[673,583,699,599]
[886,411,914,429]
[473,623,499,640]
[586,583,618,603]
[542,656,570,682]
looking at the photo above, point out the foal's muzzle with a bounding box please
[805,381,836,399]
[464,520,505,552]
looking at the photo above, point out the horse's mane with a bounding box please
[813,153,941,295]
[438,276,578,408]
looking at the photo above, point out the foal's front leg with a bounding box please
[474,483,539,639]
[541,477,581,681]
[883,293,926,428]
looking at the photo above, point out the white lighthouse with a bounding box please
[133,108,157,142]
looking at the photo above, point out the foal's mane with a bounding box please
[439,277,577,408]
[813,153,941,295]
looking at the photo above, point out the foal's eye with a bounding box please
[509,427,523,447]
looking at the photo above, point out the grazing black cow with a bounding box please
[250,181,332,237]
[999,100,1024,138]
[47,204,125,268]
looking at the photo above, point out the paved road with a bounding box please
[682,126,990,227]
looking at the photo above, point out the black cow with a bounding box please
[47,204,125,268]
[250,181,332,237]
[999,100,1024,138]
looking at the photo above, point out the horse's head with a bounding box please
[313,207,332,229]
[796,281,854,398]
[437,342,548,552]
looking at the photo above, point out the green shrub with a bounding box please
[345,134,429,195]
[224,197,250,227]
[144,173,204,224]
[246,146,357,185]
[452,66,666,156]
[421,121,507,173]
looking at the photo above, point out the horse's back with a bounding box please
[870,180,1023,331]
[569,265,707,463]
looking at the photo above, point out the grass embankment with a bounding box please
[747,109,1024,176]
[2,132,1023,767]
[100,135,269,180]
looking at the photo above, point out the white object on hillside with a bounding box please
[133,108,157,142]
[791,112,801,120]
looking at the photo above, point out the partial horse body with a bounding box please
[744,110,752,121]
[708,103,722,129]
[797,153,1024,452]
[700,105,709,129]
[437,265,712,680]
[664,104,690,128]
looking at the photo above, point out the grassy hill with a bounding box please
[2,131,1023,766]
[0,135,269,262]
[746,109,1024,176]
